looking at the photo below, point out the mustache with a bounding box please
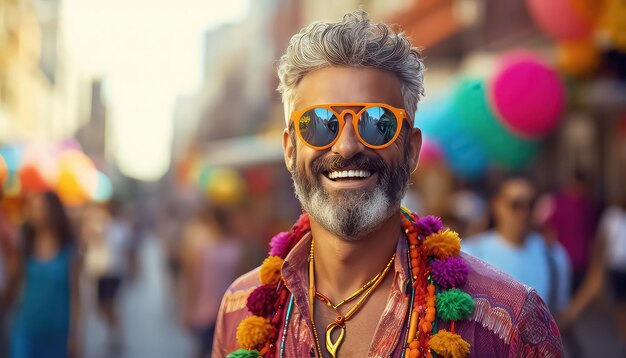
[311,154,387,176]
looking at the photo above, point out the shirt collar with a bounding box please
[281,228,410,297]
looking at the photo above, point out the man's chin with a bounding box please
[300,187,393,240]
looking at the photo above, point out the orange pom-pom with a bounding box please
[259,256,283,285]
[428,330,470,358]
[235,315,274,350]
[423,229,461,259]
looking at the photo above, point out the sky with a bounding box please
[61,0,250,181]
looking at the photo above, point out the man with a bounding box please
[462,175,571,315]
[213,10,563,358]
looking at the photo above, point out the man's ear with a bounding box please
[282,128,295,171]
[408,128,422,174]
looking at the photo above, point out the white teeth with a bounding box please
[328,170,372,179]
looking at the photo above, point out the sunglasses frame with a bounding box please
[290,102,407,150]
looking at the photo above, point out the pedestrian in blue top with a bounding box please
[8,191,81,358]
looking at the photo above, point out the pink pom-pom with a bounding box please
[283,213,311,249]
[269,232,292,258]
[431,257,469,289]
[417,215,443,237]
[292,213,311,236]
[246,284,279,318]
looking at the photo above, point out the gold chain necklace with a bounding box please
[308,239,395,357]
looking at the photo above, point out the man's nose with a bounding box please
[331,114,365,159]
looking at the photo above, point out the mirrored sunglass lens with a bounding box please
[358,107,398,146]
[298,108,339,147]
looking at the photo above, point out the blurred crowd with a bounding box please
[3,159,626,357]
[0,189,137,357]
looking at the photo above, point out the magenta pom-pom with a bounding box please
[269,232,292,258]
[246,284,279,318]
[417,215,443,237]
[430,257,469,289]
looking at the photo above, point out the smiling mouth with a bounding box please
[324,169,373,181]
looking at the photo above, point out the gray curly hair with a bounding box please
[277,9,425,124]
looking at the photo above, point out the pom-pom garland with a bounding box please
[259,256,284,285]
[269,232,292,258]
[229,214,310,357]
[423,229,461,259]
[429,330,471,358]
[403,210,472,358]
[430,257,469,290]
[247,284,279,318]
[436,289,475,322]
[228,211,474,358]
[416,215,443,237]
[236,316,275,350]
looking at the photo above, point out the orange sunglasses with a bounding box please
[290,103,407,150]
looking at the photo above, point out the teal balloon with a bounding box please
[93,172,112,202]
[414,97,452,136]
[452,78,541,169]
[198,167,215,190]
[0,145,22,173]
[416,98,490,179]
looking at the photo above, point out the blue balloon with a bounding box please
[415,97,490,179]
[0,145,22,173]
[93,172,113,202]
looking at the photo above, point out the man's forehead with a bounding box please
[292,66,404,110]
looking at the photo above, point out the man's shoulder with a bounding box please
[212,267,261,357]
[220,267,261,314]
[462,250,533,306]
[461,252,562,353]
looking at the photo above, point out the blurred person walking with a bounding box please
[559,196,626,355]
[82,202,132,355]
[598,201,626,348]
[540,171,600,293]
[0,189,19,356]
[180,206,241,358]
[463,175,572,315]
[8,191,81,358]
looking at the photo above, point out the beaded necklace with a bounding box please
[227,210,474,358]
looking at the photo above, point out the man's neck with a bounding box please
[309,211,401,304]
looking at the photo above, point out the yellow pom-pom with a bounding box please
[259,256,284,285]
[428,330,470,358]
[423,229,461,259]
[236,315,274,350]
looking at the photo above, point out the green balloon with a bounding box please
[452,77,541,169]
[198,166,214,190]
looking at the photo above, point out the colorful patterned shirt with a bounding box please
[212,233,563,357]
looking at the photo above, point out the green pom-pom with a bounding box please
[436,288,475,321]
[226,348,262,358]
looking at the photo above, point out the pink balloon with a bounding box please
[490,51,565,138]
[526,0,592,41]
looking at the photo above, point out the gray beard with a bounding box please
[294,180,391,240]
[289,151,410,241]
